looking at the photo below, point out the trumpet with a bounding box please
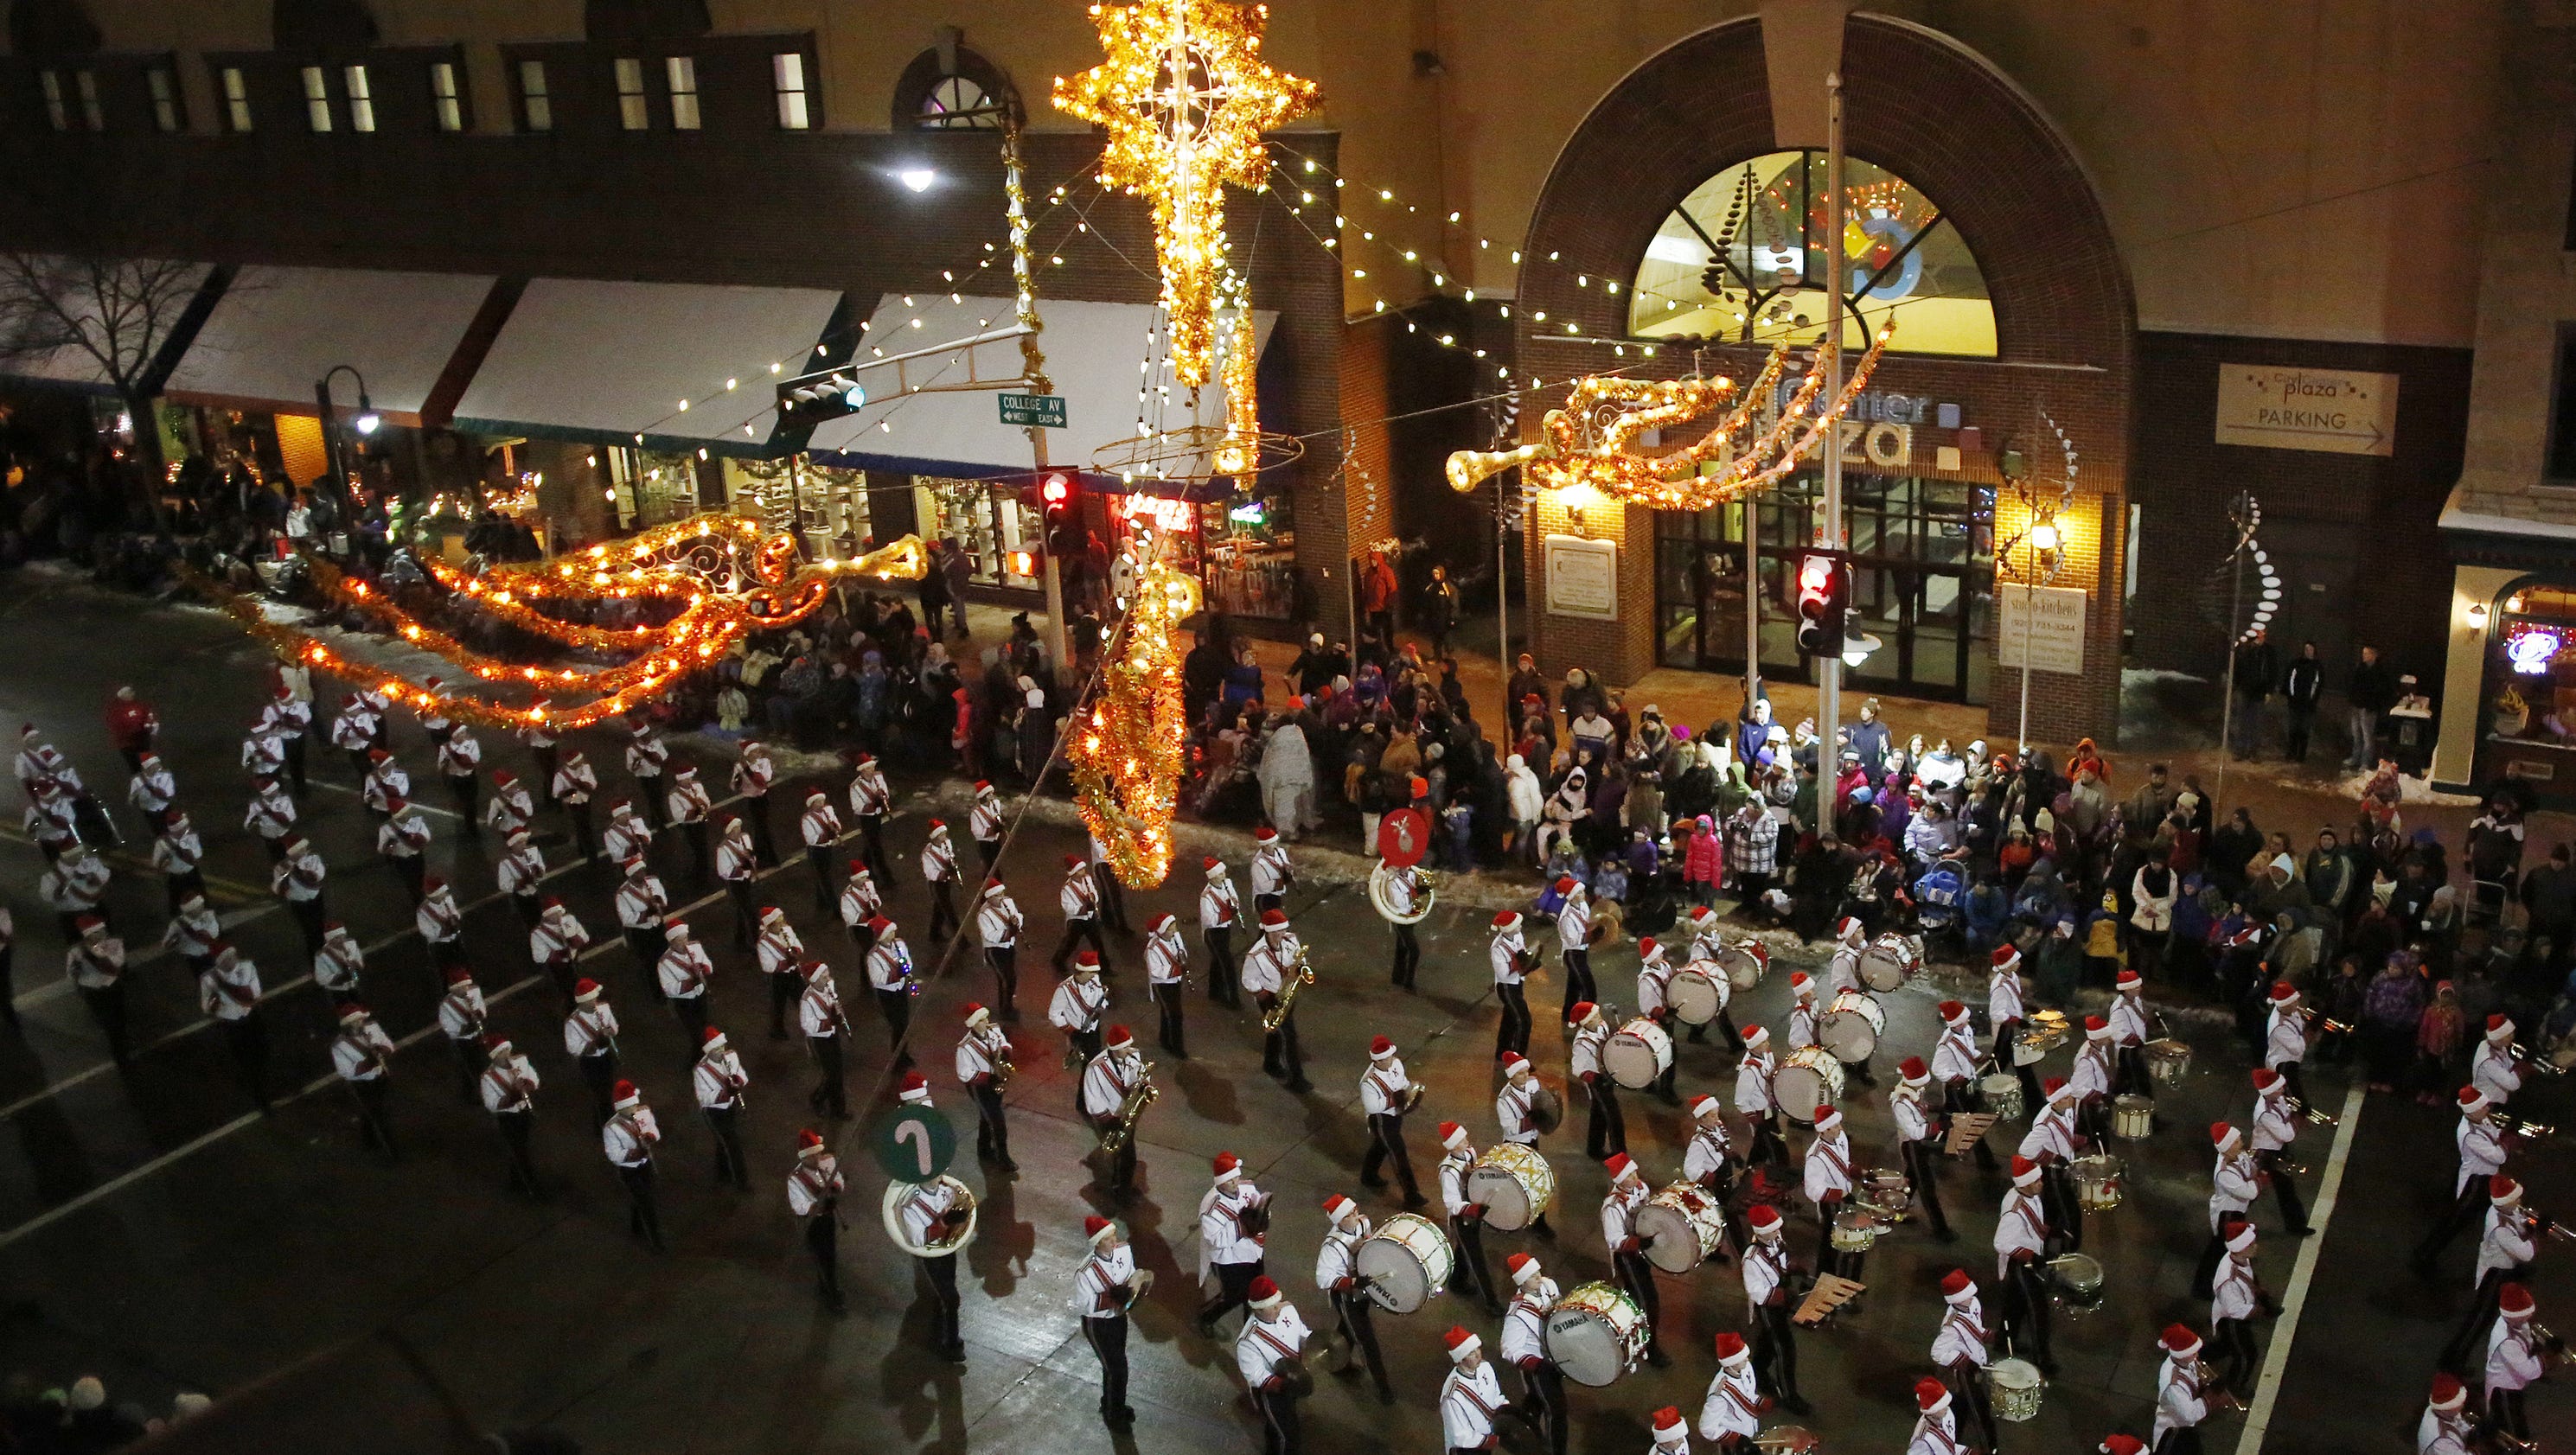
[1098,1061,1159,1155]
[2523,1209,2576,1243]
[2509,1043,2568,1077]
[2500,1114,2560,1140]
[2320,1018,2356,1035]
[2291,1097,2338,1126]
[1261,944,1315,1033]
[2194,1362,2246,1412]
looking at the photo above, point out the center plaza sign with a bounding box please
[2213,363,2398,456]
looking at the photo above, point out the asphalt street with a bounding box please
[0,569,2564,1454]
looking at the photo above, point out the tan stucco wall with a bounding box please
[2432,563,2520,786]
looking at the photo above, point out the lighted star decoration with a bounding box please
[1054,0,1319,388]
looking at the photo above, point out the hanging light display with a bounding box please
[1071,542,1199,888]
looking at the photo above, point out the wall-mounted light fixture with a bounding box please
[2465,601,2490,629]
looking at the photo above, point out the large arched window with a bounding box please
[891,39,1015,130]
[1627,150,1996,357]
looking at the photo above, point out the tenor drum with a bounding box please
[1819,990,1887,1064]
[1467,1142,1557,1231]
[1607,1017,1676,1089]
[1669,965,1729,1026]
[2145,1038,2194,1087]
[2049,1253,2105,1312]
[1991,1357,2047,1422]
[1857,1168,1912,1220]
[1858,933,1923,992]
[1355,1212,1454,1313]
[1979,1072,2026,1121]
[2069,1154,2125,1211]
[1774,1046,1846,1124]
[1829,1208,1886,1252]
[1544,1282,1651,1387]
[1637,1182,1729,1273]
[1718,940,1769,991]
[2111,1094,2155,1139]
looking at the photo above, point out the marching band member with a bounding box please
[757,905,807,1037]
[1906,1376,1959,1455]
[40,844,110,945]
[311,921,365,1005]
[2110,969,2155,1102]
[1742,1204,1809,1414]
[2248,1068,2315,1237]
[798,789,842,912]
[1081,1025,1147,1197]
[715,816,760,946]
[603,1078,665,1251]
[1684,1093,1742,1209]
[553,748,598,858]
[436,721,480,820]
[1077,1216,1142,1426]
[847,752,894,880]
[271,833,329,954]
[1997,1157,2056,1375]
[126,751,176,835]
[416,873,465,969]
[1570,1001,1626,1160]
[1696,1334,1761,1453]
[1554,877,1599,1023]
[1315,1195,1393,1402]
[1683,907,1730,1038]
[2208,1215,2270,1394]
[495,826,546,929]
[789,1130,845,1311]
[329,693,380,779]
[1501,1254,1569,1452]
[1244,909,1312,1092]
[1825,917,1866,997]
[1655,1402,1697,1454]
[2263,980,2315,1110]
[893,1157,967,1362]
[1494,1056,1553,1184]
[2419,1373,2472,1455]
[1201,855,1243,1009]
[2442,1175,2540,1374]
[1633,937,1681,1105]
[800,958,853,1119]
[864,914,917,1067]
[1804,1107,1857,1278]
[1088,833,1129,932]
[838,861,883,960]
[921,820,962,942]
[1051,951,1110,1106]
[66,916,130,1064]
[201,941,270,1112]
[1359,1036,1427,1208]
[1990,943,2042,1112]
[1601,1153,1672,1368]
[264,684,311,794]
[1438,1326,1505,1455]
[2070,1014,2117,1145]
[602,797,652,870]
[483,769,534,843]
[2471,1014,2523,1111]
[656,919,714,1043]
[150,810,205,916]
[977,877,1024,1012]
[359,748,406,819]
[1895,1057,1955,1241]
[623,718,668,829]
[530,896,592,1005]
[1378,854,1427,992]
[2484,1284,2545,1445]
[1785,973,1819,1050]
[1678,936,1746,1056]
[436,966,486,1102]
[1735,1024,1788,1168]
[564,978,623,1125]
[244,772,297,863]
[2018,1076,2085,1253]
[1196,1152,1272,1334]
[477,1033,542,1197]
[1236,1275,1310,1455]
[728,738,778,865]
[376,797,430,903]
[2196,1122,2261,1299]
[616,857,671,994]
[1052,852,1110,973]
[24,792,80,867]
[1145,911,1189,1057]
[1250,825,1293,916]
[162,890,219,976]
[1437,1120,1505,1312]
[329,1003,398,1159]
[1934,1269,1996,1452]
[1492,909,1534,1060]
[956,1004,1017,1172]
[667,763,713,883]
[967,779,1005,872]
[519,713,558,807]
[2151,1324,2208,1455]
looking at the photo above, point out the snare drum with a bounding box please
[1991,1357,2047,1421]
[1719,939,1768,991]
[1979,1072,2025,1121]
[1669,965,1729,1026]
[1355,1212,1455,1313]
[1467,1143,1557,1231]
[2111,1094,2155,1139]
[2069,1153,2125,1211]
[1774,1046,1846,1124]
[1544,1282,1651,1387]
[1819,990,1886,1063]
[1607,1017,1675,1089]
[1829,1208,1885,1252]
[1858,933,1923,992]
[2049,1252,2105,1312]
[2145,1037,2194,1086]
[1856,1168,1911,1220]
[1637,1181,1729,1273]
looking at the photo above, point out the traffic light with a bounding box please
[1039,473,1082,558]
[1794,551,1849,658]
[775,366,868,428]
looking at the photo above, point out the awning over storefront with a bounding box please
[163,265,500,426]
[803,295,1277,490]
[0,257,218,396]
[451,278,847,453]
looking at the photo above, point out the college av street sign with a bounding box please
[999,393,1068,429]
[2214,363,2397,456]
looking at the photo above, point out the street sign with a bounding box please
[1377,807,1430,867]
[869,1106,956,1182]
[999,393,1068,429]
[2214,363,2397,456]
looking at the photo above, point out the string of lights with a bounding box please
[1070,539,1199,887]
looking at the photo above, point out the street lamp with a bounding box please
[314,364,378,527]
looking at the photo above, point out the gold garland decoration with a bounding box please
[1070,552,1199,888]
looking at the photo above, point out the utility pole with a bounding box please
[1000,112,1070,685]
[1816,73,1847,772]
[1497,472,1515,731]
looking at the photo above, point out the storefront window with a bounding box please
[1199,486,1298,619]
[1627,150,1998,358]
[607,448,698,529]
[917,476,1039,590]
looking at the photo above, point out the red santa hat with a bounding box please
[962,1004,991,1028]
[494,769,516,783]
[1814,1106,1844,1132]
[444,966,473,985]
[1443,1326,1480,1362]
[1789,972,1814,997]
[1103,1024,1135,1050]
[1603,1152,1639,1183]
[2161,1324,2202,1356]
[867,915,892,932]
[1900,1056,1930,1084]
[700,1025,727,1050]
[1554,875,1577,893]
[1213,1152,1242,1178]
[1712,1331,1752,1364]
[974,778,992,792]
[1568,1000,1599,1025]
[1941,1268,1977,1302]
[2084,1014,2111,1039]
[2487,1014,2515,1040]
[1205,855,1226,875]
[610,1079,641,1109]
[1991,943,2022,973]
[2252,1069,2284,1095]
[1247,1275,1282,1309]
[796,1128,828,1158]
[2500,1282,2535,1318]
[1255,826,1277,843]
[2268,982,2299,1005]
[1742,1024,1769,1047]
[898,1071,931,1105]
[1940,999,1970,1026]
[337,1003,370,1025]
[1149,911,1176,932]
[1637,936,1660,959]
[1074,950,1101,972]
[1689,1094,1723,1120]
[1260,908,1288,928]
[1499,1051,1531,1075]
[1916,1376,1951,1414]
[1440,1120,1471,1151]
[2043,1075,2074,1101]
[1507,1252,1544,1285]
[1369,1036,1397,1060]
[2010,1155,2043,1187]
[2210,1121,2240,1151]
[481,1032,511,1053]
[2491,1175,2522,1205]
[2224,1216,2258,1252]
[1747,1204,1783,1233]
[1064,853,1086,870]
[2116,968,2144,991]
[1085,1216,1117,1244]
[2458,1085,2490,1114]
[1321,1195,1357,1221]
[2428,1374,2466,1412]
[1653,1407,1691,1442]
[573,978,603,1002]
[2100,1439,2147,1455]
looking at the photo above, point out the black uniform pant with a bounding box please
[1748,1110,1790,1170]
[927,880,958,941]
[743,792,777,866]
[448,1036,484,1103]
[1517,1358,1569,1455]
[1361,1112,1421,1203]
[680,822,712,883]
[1251,1384,1301,1455]
[2003,1256,2055,1371]
[1154,981,1187,1056]
[77,985,129,1064]
[2490,1387,2531,1440]
[221,1014,269,1108]
[2442,1265,2528,1372]
[876,988,912,1066]
[2260,1148,2309,1233]
[2212,1314,2259,1393]
[806,846,836,912]
[444,772,475,821]
[287,896,327,956]
[858,814,889,881]
[1090,1114,1137,1191]
[1389,922,1419,988]
[2414,1175,2493,1267]
[809,1035,848,1118]
[1583,1076,1627,1159]
[281,734,307,792]
[1262,1007,1307,1088]
[619,1161,664,1248]
[1327,1288,1390,1393]
[972,1080,1012,1164]
[1083,1310,1131,1417]
[765,973,801,1038]
[2191,1224,2237,1299]
[988,946,1019,1010]
[1203,1260,1264,1331]
[161,868,202,917]
[1613,1248,1665,1362]
[670,993,708,1047]
[495,1111,540,1196]
[975,835,1000,872]
[2042,1163,2085,1254]
[636,775,665,829]
[625,926,669,996]
[1094,866,1128,931]
[1991,1020,2043,1114]
[1903,1137,1953,1238]
[346,1076,397,1158]
[725,879,757,947]
[1560,948,1596,1024]
[2116,1044,2155,1101]
[578,1051,620,1126]
[1946,1362,1998,1453]
[387,854,425,903]
[805,1209,842,1306]
[2153,1428,2205,1455]
[1495,980,1532,1060]
[530,744,559,806]
[561,798,596,860]
[1751,1300,1801,1401]
[705,1104,749,1189]
[1448,1213,1501,1308]
[1051,916,1109,973]
[1205,928,1240,1007]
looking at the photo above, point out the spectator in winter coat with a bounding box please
[1963,874,2010,957]
[2360,954,2425,1089]
[2209,809,2264,899]
[1847,699,1891,775]
[1504,753,1545,858]
[1683,815,1723,903]
[2519,843,2576,972]
[2304,831,2356,922]
[1903,801,1960,866]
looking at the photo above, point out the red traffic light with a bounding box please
[1799,553,1834,594]
[1040,473,1072,509]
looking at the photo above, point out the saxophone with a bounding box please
[1100,1061,1159,1153]
[1261,943,1316,1033]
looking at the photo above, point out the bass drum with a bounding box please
[1774,1046,1846,1125]
[1606,1017,1675,1089]
[1467,1143,1556,1231]
[1636,1181,1729,1273]
[1544,1282,1651,1387]
[1356,1212,1455,1313]
[1668,965,1729,1026]
[880,1175,979,1255]
[1858,933,1923,992]
[1819,991,1887,1064]
[1717,939,1769,991]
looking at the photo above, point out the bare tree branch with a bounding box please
[0,250,202,394]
